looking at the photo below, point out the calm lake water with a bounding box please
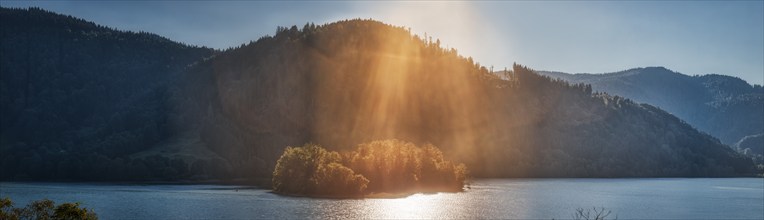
[1,178,762,219]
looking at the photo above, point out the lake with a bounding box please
[1,178,762,219]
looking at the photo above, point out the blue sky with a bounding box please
[2,1,763,85]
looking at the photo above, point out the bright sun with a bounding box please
[340,1,505,68]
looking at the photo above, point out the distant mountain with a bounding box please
[537,67,764,161]
[735,134,763,160]
[0,8,756,181]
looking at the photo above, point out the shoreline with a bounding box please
[270,188,465,199]
[1,176,761,188]
[0,178,273,188]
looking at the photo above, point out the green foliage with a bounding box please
[0,197,17,220]
[0,197,97,220]
[19,199,54,220]
[313,162,370,196]
[53,202,97,220]
[272,143,368,196]
[345,140,467,193]
[272,140,467,197]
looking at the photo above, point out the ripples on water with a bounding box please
[1,178,762,219]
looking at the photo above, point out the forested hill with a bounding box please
[537,68,764,161]
[182,19,755,178]
[0,8,756,181]
[0,7,215,180]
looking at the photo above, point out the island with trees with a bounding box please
[271,140,468,197]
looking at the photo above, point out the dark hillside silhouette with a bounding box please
[0,8,756,181]
[0,7,214,180]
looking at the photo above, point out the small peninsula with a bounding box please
[271,140,468,198]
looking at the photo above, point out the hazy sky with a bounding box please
[3,1,763,85]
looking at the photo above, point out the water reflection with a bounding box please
[362,194,448,219]
[1,179,762,219]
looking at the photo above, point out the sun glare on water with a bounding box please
[362,193,452,219]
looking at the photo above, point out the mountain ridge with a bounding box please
[537,67,764,162]
[0,7,757,181]
[179,19,755,177]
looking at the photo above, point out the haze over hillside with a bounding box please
[537,68,764,162]
[0,7,756,181]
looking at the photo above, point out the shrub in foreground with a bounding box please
[0,197,98,220]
